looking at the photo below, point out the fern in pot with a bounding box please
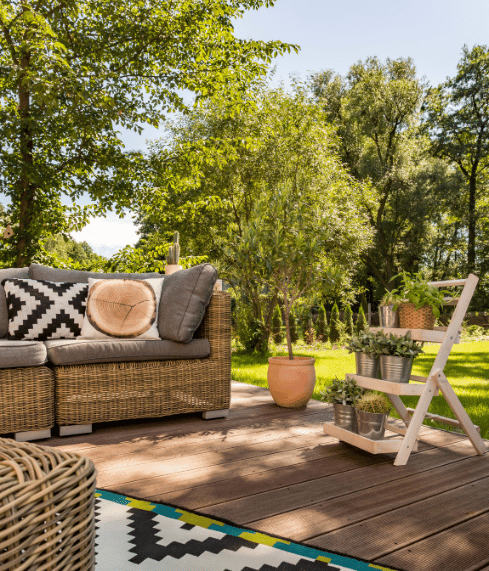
[347,329,381,379]
[321,377,365,433]
[377,330,424,383]
[355,391,392,440]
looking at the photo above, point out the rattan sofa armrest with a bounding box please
[193,291,231,362]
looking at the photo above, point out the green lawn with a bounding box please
[231,340,489,439]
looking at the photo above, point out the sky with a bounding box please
[65,0,489,254]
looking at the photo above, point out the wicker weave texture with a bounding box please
[55,292,231,425]
[0,438,96,571]
[0,366,54,434]
[398,302,436,330]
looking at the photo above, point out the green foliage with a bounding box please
[320,376,365,406]
[41,235,106,270]
[304,316,316,345]
[355,392,391,414]
[347,329,379,356]
[315,304,328,342]
[0,0,295,266]
[329,303,342,344]
[376,330,424,358]
[355,306,367,334]
[380,289,402,306]
[272,305,283,344]
[289,309,299,344]
[234,300,267,354]
[166,231,181,265]
[391,271,450,318]
[344,304,354,337]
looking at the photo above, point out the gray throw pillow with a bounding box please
[0,267,30,338]
[29,263,162,283]
[158,264,217,343]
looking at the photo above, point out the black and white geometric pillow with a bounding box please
[2,278,88,340]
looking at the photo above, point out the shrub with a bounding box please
[304,316,316,345]
[344,304,354,337]
[289,308,299,344]
[315,304,328,342]
[355,305,367,334]
[329,302,342,343]
[272,304,283,344]
[235,301,266,353]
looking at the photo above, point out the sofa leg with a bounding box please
[59,424,93,436]
[14,428,51,442]
[202,409,229,420]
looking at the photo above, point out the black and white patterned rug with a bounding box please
[95,490,402,571]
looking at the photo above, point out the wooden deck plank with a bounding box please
[43,381,489,571]
[376,511,489,571]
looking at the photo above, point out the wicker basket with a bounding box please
[0,438,96,571]
[398,302,436,330]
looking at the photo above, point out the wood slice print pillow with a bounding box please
[80,278,164,339]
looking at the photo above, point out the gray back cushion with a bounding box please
[0,267,30,338]
[29,263,162,283]
[158,264,217,343]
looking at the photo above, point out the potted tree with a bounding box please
[377,330,424,383]
[321,376,365,432]
[165,231,182,275]
[379,290,401,328]
[347,329,381,379]
[390,271,449,330]
[355,391,392,440]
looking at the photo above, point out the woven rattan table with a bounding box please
[0,438,96,571]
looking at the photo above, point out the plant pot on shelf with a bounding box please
[380,354,414,383]
[379,304,399,328]
[355,409,387,440]
[267,356,316,408]
[165,264,183,275]
[355,352,381,379]
[333,403,358,433]
[397,302,436,330]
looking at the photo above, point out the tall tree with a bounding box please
[423,44,489,274]
[0,0,294,266]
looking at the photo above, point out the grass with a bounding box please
[231,340,489,439]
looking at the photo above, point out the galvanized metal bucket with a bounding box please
[380,355,414,383]
[356,409,387,440]
[333,403,358,433]
[379,304,399,328]
[355,352,381,379]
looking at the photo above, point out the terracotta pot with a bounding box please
[267,356,316,408]
[165,264,183,275]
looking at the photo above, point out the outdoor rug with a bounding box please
[95,489,404,571]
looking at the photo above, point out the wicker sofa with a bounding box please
[0,264,231,441]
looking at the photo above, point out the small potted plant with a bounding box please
[379,289,401,328]
[377,330,424,383]
[390,271,449,330]
[321,376,365,433]
[355,391,392,440]
[165,231,182,275]
[347,329,381,379]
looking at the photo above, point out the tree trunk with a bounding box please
[467,175,477,274]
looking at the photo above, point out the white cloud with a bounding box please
[72,214,139,256]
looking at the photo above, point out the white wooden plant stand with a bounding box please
[323,274,488,466]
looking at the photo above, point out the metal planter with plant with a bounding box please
[355,391,392,440]
[389,271,450,330]
[321,377,365,433]
[379,290,401,328]
[347,329,381,379]
[377,330,424,383]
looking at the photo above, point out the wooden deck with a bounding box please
[45,381,489,571]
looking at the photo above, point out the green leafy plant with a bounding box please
[390,271,450,318]
[344,304,354,336]
[320,377,365,406]
[355,306,367,334]
[380,289,402,307]
[376,330,424,358]
[347,329,380,356]
[355,391,392,414]
[315,304,328,342]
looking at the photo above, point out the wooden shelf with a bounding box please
[369,327,460,344]
[346,374,436,396]
[323,422,418,454]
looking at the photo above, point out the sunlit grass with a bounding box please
[231,341,489,439]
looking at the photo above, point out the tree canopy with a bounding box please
[0,0,295,266]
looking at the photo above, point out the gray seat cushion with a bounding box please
[158,264,217,343]
[0,267,30,338]
[44,338,211,366]
[0,340,48,368]
[29,263,162,283]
